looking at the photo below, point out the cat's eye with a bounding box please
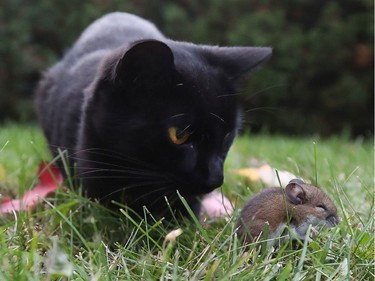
[316,204,327,211]
[168,126,191,145]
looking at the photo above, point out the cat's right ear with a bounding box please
[112,40,175,87]
[204,46,272,81]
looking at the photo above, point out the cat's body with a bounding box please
[35,12,271,217]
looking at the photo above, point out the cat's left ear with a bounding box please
[204,46,272,81]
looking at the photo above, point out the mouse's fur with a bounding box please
[237,179,339,246]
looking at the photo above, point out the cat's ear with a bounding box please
[114,40,175,87]
[204,46,272,81]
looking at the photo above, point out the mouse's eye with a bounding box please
[316,204,327,211]
[168,126,191,145]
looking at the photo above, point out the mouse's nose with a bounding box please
[327,214,339,226]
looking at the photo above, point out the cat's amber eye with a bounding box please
[168,127,191,145]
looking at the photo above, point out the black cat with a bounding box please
[35,12,271,218]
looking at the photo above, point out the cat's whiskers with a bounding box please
[242,83,285,101]
[216,93,242,98]
[77,174,162,181]
[82,158,182,205]
[48,146,178,198]
[133,185,184,213]
[78,168,157,176]
[245,106,281,114]
[46,143,148,167]
[130,185,175,205]
[47,145,146,170]
[77,168,167,181]
[216,84,283,101]
[73,157,184,215]
[73,147,149,167]
[209,112,226,123]
[168,113,186,120]
[100,180,174,202]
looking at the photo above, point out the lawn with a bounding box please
[0,123,373,280]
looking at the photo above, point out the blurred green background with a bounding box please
[0,0,373,137]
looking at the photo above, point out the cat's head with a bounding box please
[82,40,271,197]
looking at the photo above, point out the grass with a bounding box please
[0,123,373,280]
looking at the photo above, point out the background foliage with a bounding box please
[0,0,373,136]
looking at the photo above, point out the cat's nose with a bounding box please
[206,173,223,190]
[205,158,224,189]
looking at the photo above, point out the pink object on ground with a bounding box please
[0,163,62,214]
[200,190,233,220]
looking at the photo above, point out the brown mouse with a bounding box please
[236,179,339,246]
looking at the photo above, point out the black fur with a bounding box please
[35,13,271,218]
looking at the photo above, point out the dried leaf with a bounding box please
[165,228,183,244]
[234,168,261,181]
[234,164,298,187]
[162,228,183,255]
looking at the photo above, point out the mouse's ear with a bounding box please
[285,179,307,205]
